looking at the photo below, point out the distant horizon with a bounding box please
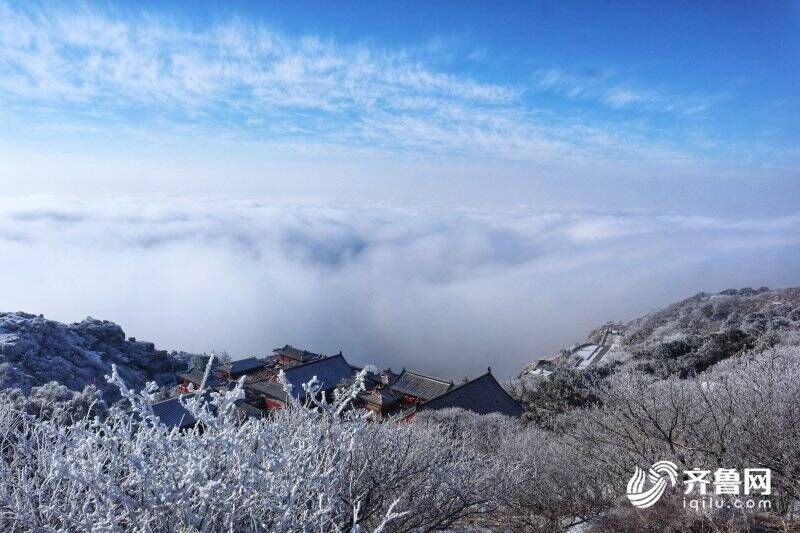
[1,1,799,377]
[2,196,799,378]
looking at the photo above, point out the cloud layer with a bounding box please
[2,197,799,378]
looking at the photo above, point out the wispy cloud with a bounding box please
[0,4,514,124]
[0,2,739,169]
[1,1,795,192]
[535,68,711,115]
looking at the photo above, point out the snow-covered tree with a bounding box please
[0,365,503,531]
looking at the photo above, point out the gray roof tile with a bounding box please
[417,373,522,417]
[151,397,198,429]
[390,370,453,401]
[273,344,322,363]
[248,354,354,401]
[226,357,266,375]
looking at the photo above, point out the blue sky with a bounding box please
[1,1,800,373]
[1,0,799,213]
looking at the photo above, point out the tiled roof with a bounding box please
[390,370,453,401]
[349,366,381,389]
[358,388,401,407]
[226,357,266,375]
[417,372,523,417]
[247,354,354,402]
[352,366,400,389]
[247,380,290,402]
[273,344,322,363]
[380,368,399,387]
[175,369,224,388]
[151,397,198,429]
[244,367,280,384]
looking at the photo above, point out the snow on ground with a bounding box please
[574,345,600,368]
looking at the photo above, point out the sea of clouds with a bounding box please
[1,196,799,378]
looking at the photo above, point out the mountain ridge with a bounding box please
[520,286,800,379]
[3,286,800,401]
[0,311,182,401]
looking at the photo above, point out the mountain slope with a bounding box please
[624,286,800,347]
[521,286,800,379]
[0,312,182,400]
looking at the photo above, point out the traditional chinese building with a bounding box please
[246,353,354,410]
[152,393,265,429]
[151,396,200,430]
[389,369,454,405]
[219,357,267,380]
[175,368,225,394]
[358,387,402,416]
[273,344,324,366]
[173,344,522,422]
[413,370,523,418]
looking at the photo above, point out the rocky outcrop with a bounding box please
[0,312,182,401]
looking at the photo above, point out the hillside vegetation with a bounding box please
[622,287,800,378]
[1,289,799,531]
[625,287,800,344]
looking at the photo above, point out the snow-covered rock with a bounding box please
[0,312,181,400]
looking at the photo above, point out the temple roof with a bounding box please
[417,372,523,417]
[273,344,323,363]
[248,353,354,402]
[175,369,224,388]
[390,369,453,401]
[225,357,266,376]
[358,387,401,407]
[151,397,198,429]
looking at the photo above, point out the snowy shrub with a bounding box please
[554,346,800,522]
[2,382,108,425]
[489,426,616,532]
[512,367,605,428]
[476,339,800,530]
[0,366,502,532]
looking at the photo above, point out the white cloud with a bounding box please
[535,68,710,115]
[604,88,653,108]
[0,2,725,169]
[0,5,513,113]
[1,196,798,378]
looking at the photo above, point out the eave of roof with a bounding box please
[151,397,198,429]
[273,344,322,362]
[417,372,523,417]
[246,353,354,401]
[175,369,224,387]
[227,357,266,375]
[358,388,401,406]
[247,380,289,402]
[390,369,453,401]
